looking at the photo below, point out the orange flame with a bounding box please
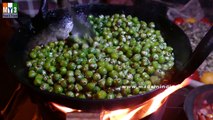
[101,78,191,120]
[50,79,191,120]
[51,102,82,113]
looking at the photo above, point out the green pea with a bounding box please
[147,66,155,74]
[74,70,81,76]
[67,70,74,77]
[89,63,98,69]
[60,67,67,75]
[67,76,75,84]
[107,93,115,99]
[114,65,122,71]
[67,84,75,91]
[137,67,145,74]
[97,61,105,67]
[97,67,108,76]
[74,84,83,92]
[35,74,43,81]
[150,76,161,85]
[105,47,114,54]
[30,51,37,59]
[129,69,136,74]
[126,50,133,58]
[63,52,70,58]
[80,78,88,86]
[130,81,137,86]
[93,73,101,81]
[115,93,123,98]
[168,61,174,68]
[152,61,160,69]
[122,44,129,52]
[76,74,84,81]
[73,43,79,49]
[119,55,128,62]
[105,63,113,72]
[68,63,76,70]
[77,94,86,99]
[166,46,173,52]
[121,87,131,96]
[149,22,155,28]
[132,87,140,95]
[66,91,75,97]
[54,84,63,94]
[131,62,140,69]
[162,64,169,71]
[142,72,150,80]
[158,55,165,64]
[54,73,62,81]
[141,57,150,66]
[113,78,122,87]
[79,52,86,58]
[152,53,159,60]
[48,66,56,73]
[112,38,119,45]
[34,78,42,86]
[26,61,33,67]
[85,92,93,98]
[59,79,67,88]
[98,79,106,88]
[93,86,101,93]
[111,53,119,60]
[141,21,147,28]
[133,46,141,54]
[106,77,113,87]
[28,70,37,78]
[86,82,96,91]
[97,90,107,99]
[40,83,50,90]
[145,80,152,86]
[85,71,93,78]
[109,70,118,79]
[122,79,130,85]
[81,64,89,72]
[44,61,51,69]
[140,33,147,39]
[47,79,54,85]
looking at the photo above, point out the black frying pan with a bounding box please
[184,85,213,120]
[6,1,213,112]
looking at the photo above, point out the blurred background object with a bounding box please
[199,0,213,21]
[200,72,213,84]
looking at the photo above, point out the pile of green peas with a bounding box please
[26,14,174,99]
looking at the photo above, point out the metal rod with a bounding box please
[188,80,204,88]
[173,26,213,84]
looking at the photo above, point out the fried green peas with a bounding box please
[27,14,175,99]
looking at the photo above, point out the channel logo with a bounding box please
[2,2,18,18]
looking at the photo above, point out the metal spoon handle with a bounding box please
[173,26,213,84]
[39,0,48,17]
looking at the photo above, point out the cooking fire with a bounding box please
[50,78,191,120]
